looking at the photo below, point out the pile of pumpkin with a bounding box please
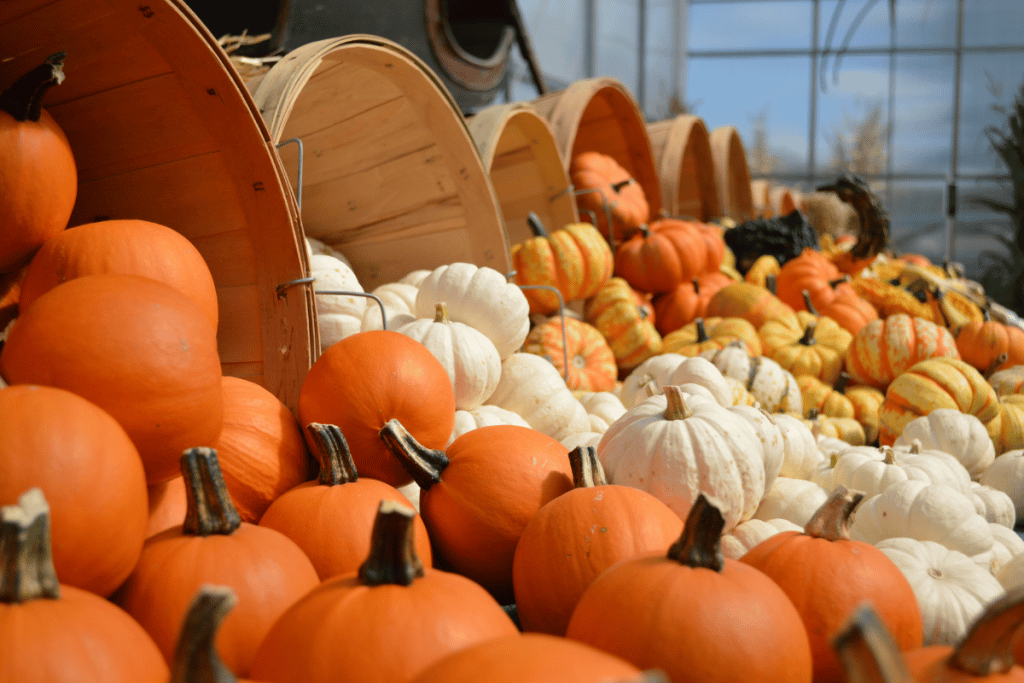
[9,53,1024,683]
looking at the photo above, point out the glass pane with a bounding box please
[597,0,639,93]
[896,0,957,47]
[686,56,811,176]
[815,54,889,175]
[885,180,948,264]
[892,54,954,174]
[964,0,1024,47]
[954,178,1017,282]
[688,1,812,51]
[958,52,1024,176]
[516,0,586,83]
[818,0,891,52]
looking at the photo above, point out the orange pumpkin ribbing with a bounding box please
[511,220,613,314]
[846,314,960,389]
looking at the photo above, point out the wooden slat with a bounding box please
[191,230,259,290]
[215,285,262,364]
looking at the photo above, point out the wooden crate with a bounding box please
[647,114,720,221]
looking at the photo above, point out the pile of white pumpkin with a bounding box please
[308,242,1024,651]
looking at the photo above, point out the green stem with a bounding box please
[835,372,850,394]
[307,423,359,486]
[802,289,821,316]
[169,586,238,683]
[766,274,778,295]
[379,419,449,490]
[527,212,549,239]
[181,448,241,536]
[694,318,710,343]
[799,322,818,346]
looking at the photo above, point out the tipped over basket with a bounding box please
[646,114,720,221]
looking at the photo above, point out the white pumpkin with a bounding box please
[397,303,502,411]
[771,413,822,481]
[721,518,803,560]
[816,433,853,461]
[577,391,627,433]
[752,476,828,528]
[729,406,785,493]
[725,376,757,406]
[618,353,687,409]
[877,537,1006,647]
[310,253,366,348]
[700,344,802,414]
[361,282,419,331]
[996,550,1024,591]
[850,480,994,558]
[597,386,766,531]
[305,236,351,267]
[989,365,1024,396]
[447,405,531,446]
[969,482,1016,528]
[396,482,421,513]
[989,522,1024,575]
[893,409,996,480]
[979,449,1024,520]
[664,356,733,408]
[830,445,972,499]
[485,353,590,441]
[811,453,841,491]
[414,263,530,359]
[560,431,604,451]
[399,269,432,287]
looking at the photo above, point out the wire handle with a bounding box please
[276,137,304,215]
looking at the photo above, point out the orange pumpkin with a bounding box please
[19,219,219,330]
[259,423,432,580]
[0,54,77,274]
[614,219,726,294]
[0,274,224,485]
[741,487,923,682]
[117,448,320,676]
[0,488,168,683]
[0,385,147,598]
[511,215,614,314]
[0,267,26,331]
[705,281,800,330]
[850,276,935,322]
[250,500,519,683]
[846,314,961,390]
[662,316,762,357]
[381,421,573,603]
[817,288,879,337]
[652,271,733,336]
[169,586,264,683]
[565,496,813,683]
[570,151,650,240]
[583,277,662,372]
[512,446,683,636]
[213,376,311,524]
[298,330,456,487]
[146,476,186,540]
[523,317,617,392]
[955,309,1024,376]
[775,249,846,313]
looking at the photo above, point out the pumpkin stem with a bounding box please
[949,585,1024,676]
[831,604,913,683]
[881,446,897,465]
[570,446,608,488]
[433,302,450,324]
[694,318,710,343]
[357,499,425,587]
[663,385,694,421]
[181,448,242,537]
[307,423,359,486]
[830,275,852,288]
[800,321,818,346]
[379,419,449,490]
[169,586,238,683]
[692,277,700,295]
[804,485,865,542]
[984,353,1009,380]
[835,372,850,394]
[0,488,60,603]
[666,494,725,572]
[766,274,778,295]
[830,452,842,468]
[808,408,820,420]
[907,439,922,455]
[611,178,636,193]
[802,289,821,317]
[526,212,549,239]
[0,52,66,123]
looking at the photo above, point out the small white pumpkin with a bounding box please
[752,476,828,528]
[560,431,604,451]
[989,365,1024,396]
[996,549,1024,591]
[399,269,432,287]
[618,353,687,409]
[893,409,996,480]
[988,522,1024,575]
[485,352,590,441]
[305,236,352,267]
[597,386,766,531]
[720,518,803,560]
[811,452,841,491]
[396,482,421,513]
[729,406,785,492]
[979,449,1024,520]
[969,482,1016,528]
[577,391,627,433]
[447,405,531,446]
[664,356,733,408]
[397,303,502,411]
[361,282,419,331]
[849,480,994,558]
[310,253,366,348]
[772,413,822,481]
[700,344,803,414]
[414,263,530,359]
[830,444,972,499]
[877,537,1006,647]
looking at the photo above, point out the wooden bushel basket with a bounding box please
[646,114,720,221]
[710,125,756,221]
[532,77,663,219]
[251,35,511,292]
[0,0,316,412]
[466,102,578,251]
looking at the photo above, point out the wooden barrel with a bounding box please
[646,114,720,221]
[770,185,797,216]
[466,102,578,251]
[750,179,772,218]
[710,126,756,221]
[251,35,511,291]
[532,77,662,218]
[0,0,315,412]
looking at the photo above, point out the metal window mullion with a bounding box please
[638,0,647,115]
[886,0,897,208]
[947,0,966,263]
[584,0,597,78]
[808,0,820,186]
[687,44,1024,59]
